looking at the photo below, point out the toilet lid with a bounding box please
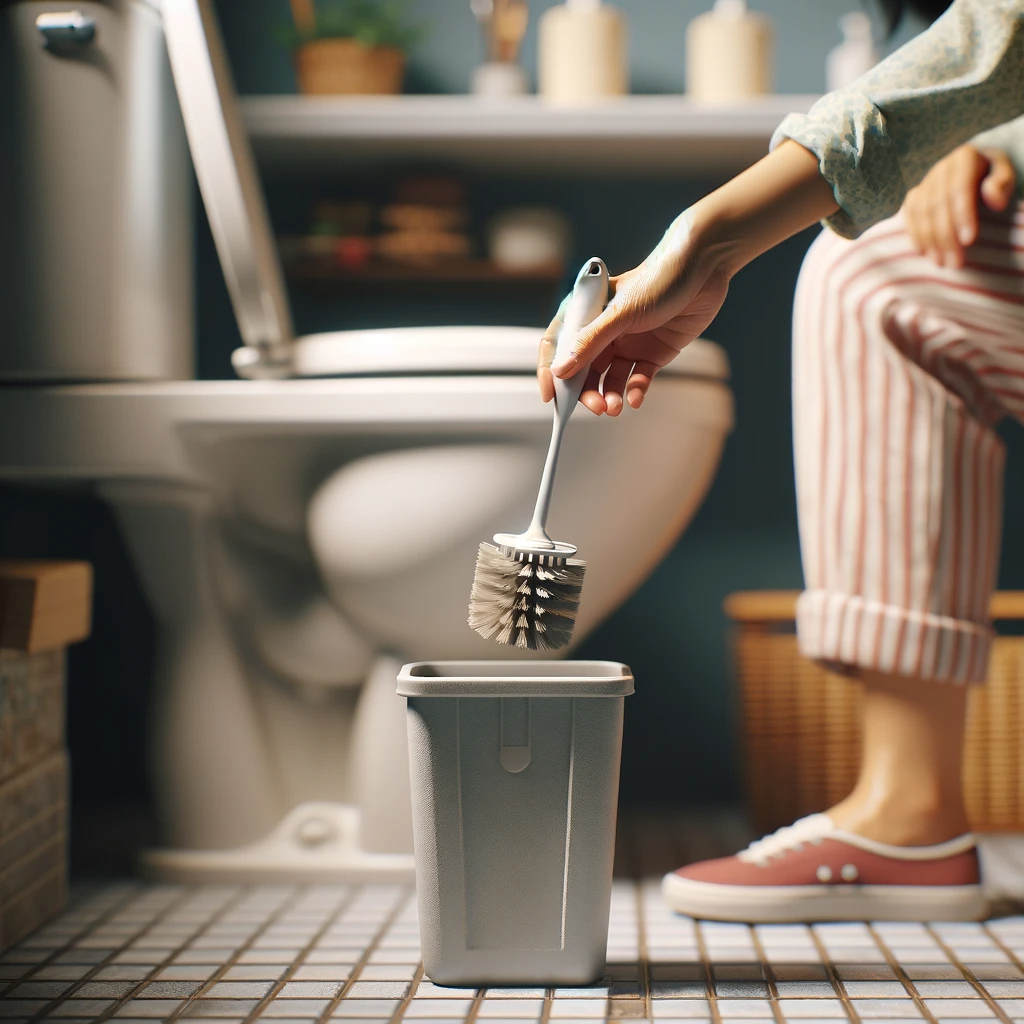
[161,0,295,355]
[293,327,730,380]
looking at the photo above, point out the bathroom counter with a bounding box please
[241,94,819,177]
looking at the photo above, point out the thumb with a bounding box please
[980,152,1016,211]
[550,301,631,379]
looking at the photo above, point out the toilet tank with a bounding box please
[0,0,193,381]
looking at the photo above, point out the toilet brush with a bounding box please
[468,256,609,649]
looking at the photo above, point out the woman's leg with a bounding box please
[792,219,1011,845]
[663,209,1024,921]
[828,670,970,845]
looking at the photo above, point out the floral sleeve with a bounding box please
[771,0,1024,238]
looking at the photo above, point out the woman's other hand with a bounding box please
[903,145,1016,268]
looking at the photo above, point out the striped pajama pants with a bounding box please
[793,207,1024,685]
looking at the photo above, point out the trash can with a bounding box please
[397,660,633,987]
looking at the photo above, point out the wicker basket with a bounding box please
[726,591,1024,835]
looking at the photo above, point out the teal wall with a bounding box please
[219,0,926,96]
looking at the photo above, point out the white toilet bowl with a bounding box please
[0,0,733,880]
[0,326,732,878]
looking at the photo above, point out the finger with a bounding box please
[981,152,1017,212]
[537,318,561,404]
[578,368,607,415]
[537,366,554,403]
[551,300,630,379]
[537,315,561,370]
[905,187,938,259]
[951,181,980,251]
[917,196,946,266]
[601,357,635,418]
[902,190,926,253]
[930,171,962,267]
[626,360,659,409]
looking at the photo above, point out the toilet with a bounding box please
[0,0,734,881]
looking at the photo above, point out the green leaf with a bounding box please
[278,0,428,50]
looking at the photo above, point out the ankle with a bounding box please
[828,792,970,846]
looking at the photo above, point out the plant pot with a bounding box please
[294,38,405,96]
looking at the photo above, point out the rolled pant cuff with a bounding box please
[796,589,993,685]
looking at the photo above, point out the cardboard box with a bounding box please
[0,562,90,952]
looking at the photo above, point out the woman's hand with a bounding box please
[902,144,1016,268]
[536,140,838,415]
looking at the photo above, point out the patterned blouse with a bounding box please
[771,0,1024,237]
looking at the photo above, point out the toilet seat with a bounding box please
[291,326,729,381]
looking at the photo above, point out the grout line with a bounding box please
[316,884,415,1024]
[459,987,486,1023]
[923,924,1015,1024]
[981,922,1024,974]
[745,922,786,1024]
[694,919,723,1024]
[604,881,645,1022]
[388,961,424,1024]
[32,883,237,1024]
[165,882,314,1023]
[539,984,554,1024]
[0,881,142,997]
[635,879,652,1022]
[805,926,863,1024]
[862,923,941,1024]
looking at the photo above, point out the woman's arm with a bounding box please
[541,0,1024,411]
[539,141,837,413]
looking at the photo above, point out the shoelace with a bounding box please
[737,813,834,866]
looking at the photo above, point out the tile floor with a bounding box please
[3,881,1024,1024]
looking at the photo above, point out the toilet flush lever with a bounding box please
[36,11,97,49]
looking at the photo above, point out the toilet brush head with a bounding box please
[468,541,586,650]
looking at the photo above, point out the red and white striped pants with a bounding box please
[793,207,1024,685]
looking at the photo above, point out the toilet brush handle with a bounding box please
[517,256,608,549]
[523,366,588,541]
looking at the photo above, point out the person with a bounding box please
[537,0,1024,922]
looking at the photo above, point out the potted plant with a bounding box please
[284,0,426,96]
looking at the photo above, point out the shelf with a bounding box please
[241,94,820,177]
[285,256,564,292]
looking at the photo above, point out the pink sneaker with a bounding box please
[661,814,986,922]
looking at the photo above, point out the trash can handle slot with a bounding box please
[499,697,531,773]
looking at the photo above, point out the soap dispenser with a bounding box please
[826,11,878,91]
[538,0,628,106]
[685,0,773,102]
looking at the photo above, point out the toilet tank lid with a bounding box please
[397,660,635,697]
[294,327,730,381]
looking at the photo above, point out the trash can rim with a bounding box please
[397,659,634,697]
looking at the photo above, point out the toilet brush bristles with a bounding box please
[468,542,586,650]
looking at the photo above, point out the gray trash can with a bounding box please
[397,660,633,986]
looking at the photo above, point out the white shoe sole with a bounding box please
[661,872,988,923]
